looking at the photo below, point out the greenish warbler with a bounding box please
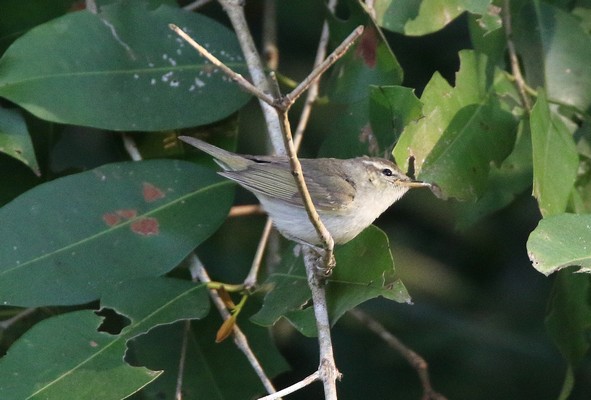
[179,136,431,246]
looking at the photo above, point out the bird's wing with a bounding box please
[220,159,356,211]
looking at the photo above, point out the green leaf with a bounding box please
[394,50,519,201]
[318,0,403,158]
[545,270,591,366]
[128,304,289,399]
[0,278,209,399]
[0,311,157,400]
[0,1,250,131]
[514,1,591,113]
[530,91,578,217]
[0,160,233,307]
[369,85,423,152]
[0,107,39,175]
[527,213,591,275]
[454,119,533,229]
[251,226,410,337]
[374,0,501,36]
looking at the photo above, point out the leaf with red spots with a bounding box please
[0,159,233,307]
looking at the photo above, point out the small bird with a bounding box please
[179,136,431,246]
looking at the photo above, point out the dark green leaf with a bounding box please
[251,226,410,337]
[0,278,209,399]
[0,160,233,306]
[546,270,591,366]
[0,107,39,175]
[514,1,591,113]
[530,91,578,217]
[128,304,289,400]
[0,1,250,131]
[527,213,591,275]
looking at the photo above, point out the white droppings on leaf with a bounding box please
[133,73,139,79]
[162,54,168,60]
[161,71,174,82]
[168,58,177,66]
[148,62,154,68]
[170,80,180,88]
[150,78,156,85]
[176,49,182,55]
[195,78,205,87]
[189,85,195,92]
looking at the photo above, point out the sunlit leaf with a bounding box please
[0,160,233,306]
[527,213,591,275]
[0,1,250,130]
[530,91,578,217]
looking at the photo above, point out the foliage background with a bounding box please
[0,0,590,399]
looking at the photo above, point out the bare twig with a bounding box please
[217,0,284,154]
[502,0,532,112]
[0,308,36,331]
[258,371,321,400]
[169,24,276,106]
[228,204,264,217]
[293,0,338,149]
[175,320,192,400]
[263,0,279,71]
[244,218,274,289]
[183,0,212,11]
[122,133,142,161]
[187,254,279,396]
[282,26,364,108]
[304,248,341,399]
[349,309,446,400]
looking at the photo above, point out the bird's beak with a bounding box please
[396,180,432,188]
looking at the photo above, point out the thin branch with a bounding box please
[169,24,275,106]
[217,0,285,154]
[282,26,364,109]
[244,217,274,289]
[303,248,340,399]
[228,204,264,217]
[122,133,142,161]
[263,0,279,71]
[187,254,279,397]
[502,0,532,112]
[293,0,338,150]
[258,371,320,400]
[183,0,212,11]
[0,308,36,331]
[349,309,447,400]
[175,320,192,400]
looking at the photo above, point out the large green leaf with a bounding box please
[527,213,591,275]
[0,106,39,175]
[394,50,519,201]
[530,91,578,217]
[318,0,403,159]
[514,1,591,113]
[0,1,250,131]
[251,226,410,337]
[0,278,209,400]
[0,160,233,306]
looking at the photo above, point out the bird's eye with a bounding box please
[381,168,393,177]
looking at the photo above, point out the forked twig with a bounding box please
[187,254,279,396]
[258,371,320,400]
